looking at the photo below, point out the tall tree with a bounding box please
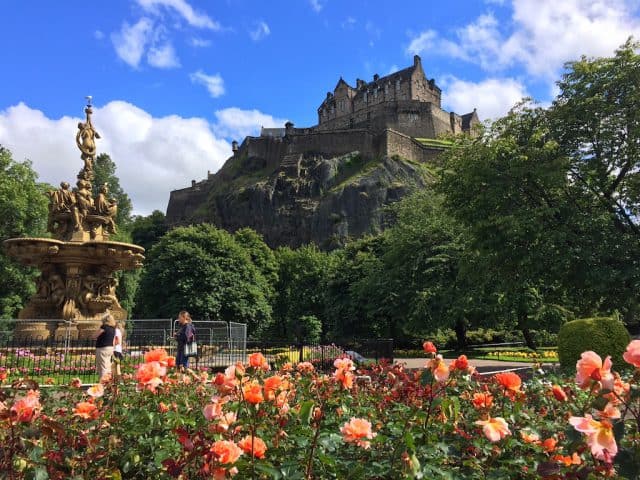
[551,39,640,239]
[93,153,133,229]
[0,146,49,318]
[135,224,272,334]
[268,245,331,341]
[130,210,168,252]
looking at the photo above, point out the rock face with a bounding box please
[166,150,435,250]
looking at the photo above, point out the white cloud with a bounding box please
[147,42,181,68]
[111,18,154,68]
[249,21,271,42]
[407,0,640,79]
[406,30,438,56]
[189,37,211,47]
[190,71,225,98]
[442,77,529,121]
[309,0,324,12]
[213,107,288,139]
[0,102,232,216]
[135,0,221,30]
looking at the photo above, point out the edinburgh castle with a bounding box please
[166,56,479,248]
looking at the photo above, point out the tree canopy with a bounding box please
[135,224,272,334]
[0,146,49,318]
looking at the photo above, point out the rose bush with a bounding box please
[1,342,640,478]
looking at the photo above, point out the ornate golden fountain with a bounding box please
[3,99,145,340]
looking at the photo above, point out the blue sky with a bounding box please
[1,0,639,214]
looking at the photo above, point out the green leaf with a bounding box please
[299,400,314,426]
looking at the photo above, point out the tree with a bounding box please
[93,153,133,229]
[130,210,168,252]
[438,103,586,348]
[551,39,640,239]
[438,42,640,345]
[135,224,272,334]
[0,146,49,318]
[324,235,388,340]
[268,245,331,342]
[233,228,278,301]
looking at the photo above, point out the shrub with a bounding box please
[557,316,630,369]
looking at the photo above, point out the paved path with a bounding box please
[394,357,549,375]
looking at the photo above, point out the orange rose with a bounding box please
[450,354,469,371]
[541,437,557,453]
[551,384,567,402]
[243,381,264,404]
[73,401,99,420]
[238,435,267,459]
[475,417,510,442]
[575,351,614,391]
[10,390,41,423]
[471,392,493,410]
[494,372,521,392]
[423,341,437,354]
[136,361,167,392]
[569,414,617,460]
[210,440,243,464]
[263,375,283,400]
[623,340,640,368]
[333,369,354,389]
[248,352,270,370]
[144,348,170,365]
[341,417,376,449]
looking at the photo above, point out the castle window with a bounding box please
[374,88,378,99]
[364,92,368,103]
[384,83,389,95]
[396,79,401,91]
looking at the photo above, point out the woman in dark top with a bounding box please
[95,313,116,381]
[175,310,195,370]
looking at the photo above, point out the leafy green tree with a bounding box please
[130,210,168,252]
[438,40,640,344]
[135,224,272,334]
[268,245,331,341]
[551,39,640,239]
[0,146,49,318]
[234,228,278,301]
[93,153,133,229]
[324,235,388,340]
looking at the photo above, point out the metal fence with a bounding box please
[0,320,393,385]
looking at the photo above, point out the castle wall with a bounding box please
[382,129,443,163]
[166,183,209,225]
[286,129,379,159]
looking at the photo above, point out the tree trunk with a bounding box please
[454,318,468,350]
[518,313,537,350]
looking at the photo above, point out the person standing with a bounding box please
[113,321,125,377]
[95,313,116,381]
[175,310,195,370]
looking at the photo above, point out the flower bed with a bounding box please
[1,341,640,478]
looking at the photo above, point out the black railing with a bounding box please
[0,335,394,385]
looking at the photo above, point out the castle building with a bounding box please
[316,55,478,138]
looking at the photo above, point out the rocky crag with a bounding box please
[166,147,437,249]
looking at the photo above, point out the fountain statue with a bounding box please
[3,99,145,340]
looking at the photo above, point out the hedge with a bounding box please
[557,316,630,370]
